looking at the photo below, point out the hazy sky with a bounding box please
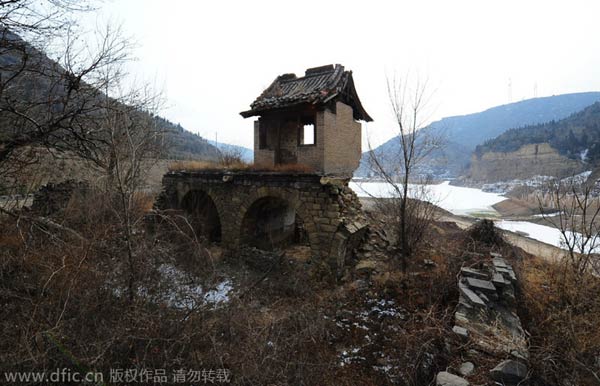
[89,0,600,149]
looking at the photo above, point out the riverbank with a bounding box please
[359,196,564,263]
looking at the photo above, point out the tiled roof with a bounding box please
[240,64,373,122]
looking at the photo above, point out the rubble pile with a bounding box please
[436,253,529,386]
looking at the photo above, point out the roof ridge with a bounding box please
[240,64,372,122]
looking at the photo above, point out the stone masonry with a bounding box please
[155,170,367,271]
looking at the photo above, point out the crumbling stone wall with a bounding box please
[155,171,367,272]
[30,180,89,216]
[437,253,529,386]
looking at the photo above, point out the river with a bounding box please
[349,180,590,252]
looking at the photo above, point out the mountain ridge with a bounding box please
[356,92,600,178]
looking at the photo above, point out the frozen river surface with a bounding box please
[349,180,586,251]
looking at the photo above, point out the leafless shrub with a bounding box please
[537,178,600,275]
[467,219,505,247]
[367,75,442,271]
[218,146,244,167]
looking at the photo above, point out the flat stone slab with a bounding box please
[436,371,469,386]
[507,268,517,282]
[492,272,507,286]
[459,282,486,307]
[460,267,488,280]
[492,257,508,268]
[490,252,503,258]
[465,277,497,293]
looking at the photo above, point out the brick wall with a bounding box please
[323,102,362,176]
[250,102,361,176]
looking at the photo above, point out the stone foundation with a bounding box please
[154,171,367,272]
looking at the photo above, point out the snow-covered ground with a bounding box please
[496,220,600,253]
[158,264,233,309]
[349,180,506,216]
[495,220,565,248]
[110,264,233,310]
[350,180,597,252]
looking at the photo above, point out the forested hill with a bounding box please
[154,116,220,160]
[0,30,220,162]
[424,92,600,151]
[475,102,600,164]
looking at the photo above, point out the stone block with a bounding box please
[461,267,488,280]
[492,257,508,268]
[452,325,469,340]
[458,362,474,377]
[459,282,486,307]
[320,224,338,233]
[492,272,507,287]
[436,371,469,386]
[465,277,497,293]
[490,360,527,385]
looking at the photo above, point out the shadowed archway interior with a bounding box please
[240,196,308,250]
[180,190,222,242]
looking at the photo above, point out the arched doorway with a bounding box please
[180,190,222,242]
[240,196,308,250]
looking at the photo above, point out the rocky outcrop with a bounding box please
[469,143,582,182]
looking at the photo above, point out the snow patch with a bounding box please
[496,220,600,253]
[350,180,505,216]
[111,264,233,310]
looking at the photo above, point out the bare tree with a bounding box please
[539,178,600,275]
[95,68,165,301]
[0,2,133,198]
[1,2,167,302]
[367,76,441,270]
[218,145,246,167]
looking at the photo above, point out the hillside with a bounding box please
[155,116,221,161]
[357,93,600,178]
[468,102,600,182]
[0,30,220,163]
[475,102,600,162]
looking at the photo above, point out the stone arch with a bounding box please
[237,189,318,252]
[180,189,222,242]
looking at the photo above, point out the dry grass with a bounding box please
[168,160,315,173]
[519,256,600,385]
[0,181,468,386]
